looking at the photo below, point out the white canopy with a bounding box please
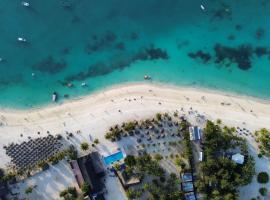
[232,153,244,164]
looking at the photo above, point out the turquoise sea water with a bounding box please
[0,0,270,108]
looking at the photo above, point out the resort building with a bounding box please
[189,126,202,141]
[181,173,197,200]
[231,153,245,165]
[116,169,141,189]
[70,152,105,199]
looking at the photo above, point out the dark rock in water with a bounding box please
[115,42,125,51]
[85,31,117,54]
[211,4,232,21]
[227,34,235,40]
[61,47,71,55]
[188,50,211,63]
[255,28,265,40]
[104,31,117,43]
[254,47,268,57]
[145,46,169,60]
[32,56,67,74]
[235,24,242,31]
[130,32,139,40]
[214,44,253,70]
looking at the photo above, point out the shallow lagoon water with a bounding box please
[0,0,270,108]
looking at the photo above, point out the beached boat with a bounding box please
[52,92,57,102]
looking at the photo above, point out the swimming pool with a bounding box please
[103,151,124,165]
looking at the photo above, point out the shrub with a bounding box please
[257,172,269,184]
[154,154,163,162]
[81,182,90,195]
[80,142,89,151]
[25,186,33,194]
[93,139,99,144]
[258,153,263,158]
[156,113,162,121]
[259,187,267,196]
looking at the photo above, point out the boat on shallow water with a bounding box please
[52,92,57,102]
[17,37,27,42]
[144,75,151,80]
[21,1,30,7]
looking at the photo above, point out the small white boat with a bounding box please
[200,4,205,10]
[52,92,57,102]
[144,75,151,80]
[17,37,27,42]
[81,82,86,87]
[21,1,30,7]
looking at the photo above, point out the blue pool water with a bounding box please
[103,151,124,166]
[0,0,270,108]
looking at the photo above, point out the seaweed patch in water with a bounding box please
[145,46,169,60]
[211,3,232,21]
[32,56,67,74]
[188,44,270,71]
[115,42,126,51]
[214,44,253,70]
[254,47,268,57]
[188,51,211,64]
[255,28,265,40]
[85,31,117,54]
[65,46,169,82]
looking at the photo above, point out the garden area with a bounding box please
[195,120,255,200]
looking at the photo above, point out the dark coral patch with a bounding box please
[235,24,242,31]
[65,46,169,82]
[227,34,235,40]
[255,28,265,40]
[214,44,253,70]
[145,46,169,60]
[130,32,139,40]
[115,42,126,51]
[32,56,67,74]
[188,50,211,64]
[254,47,268,57]
[85,31,117,54]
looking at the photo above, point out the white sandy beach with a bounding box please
[1,83,270,199]
[1,83,270,166]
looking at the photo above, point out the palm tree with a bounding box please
[80,142,89,151]
[93,139,99,144]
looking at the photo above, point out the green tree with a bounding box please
[25,186,33,194]
[81,182,90,195]
[124,155,136,167]
[93,139,99,144]
[259,187,267,196]
[257,172,269,183]
[154,154,163,162]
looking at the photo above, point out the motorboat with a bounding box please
[17,37,27,42]
[144,75,151,80]
[21,1,30,7]
[81,82,87,87]
[52,92,57,102]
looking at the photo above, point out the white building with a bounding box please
[232,153,245,164]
